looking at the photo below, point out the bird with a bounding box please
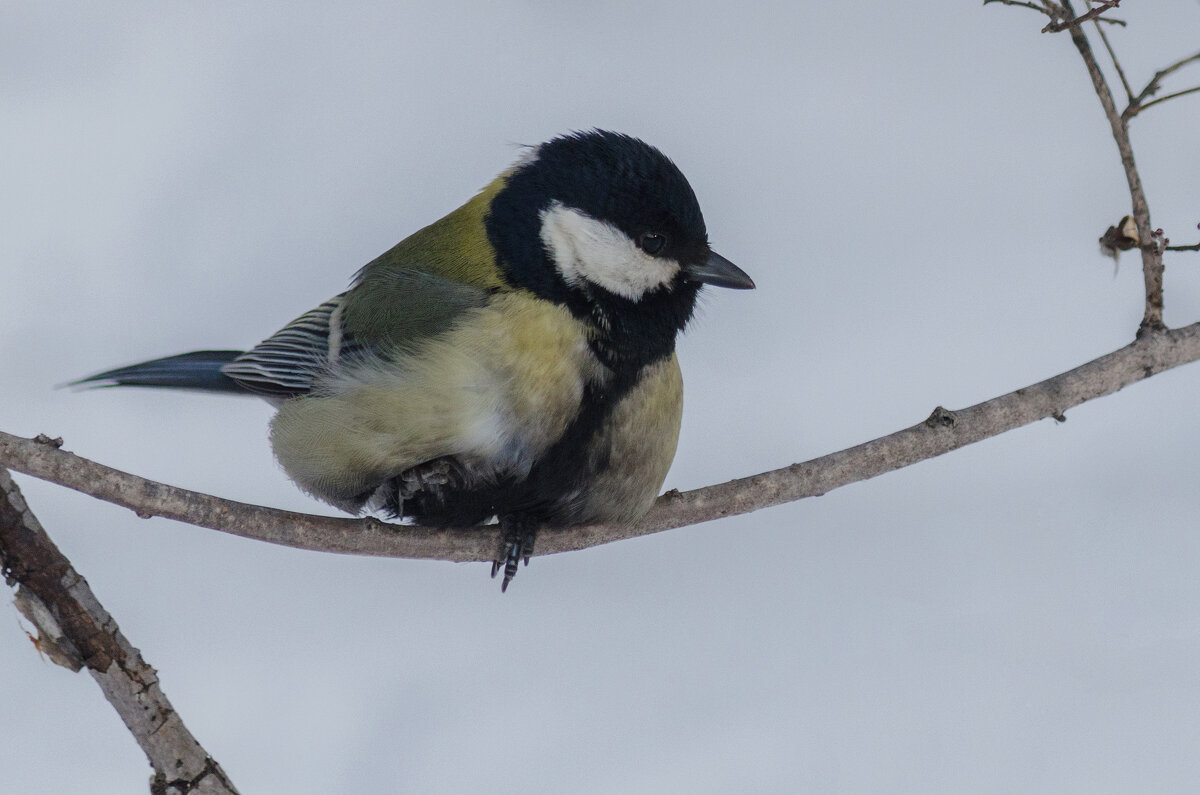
[76,130,754,590]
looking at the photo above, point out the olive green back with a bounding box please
[342,175,513,351]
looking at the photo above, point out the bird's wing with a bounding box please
[221,270,489,399]
[225,181,508,400]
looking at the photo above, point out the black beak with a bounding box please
[684,251,755,290]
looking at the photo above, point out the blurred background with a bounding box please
[4,2,1200,792]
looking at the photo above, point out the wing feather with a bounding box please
[220,296,346,398]
[220,269,491,399]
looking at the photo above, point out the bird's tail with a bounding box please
[71,350,249,394]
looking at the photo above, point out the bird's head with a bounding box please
[485,131,752,366]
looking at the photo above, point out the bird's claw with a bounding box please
[491,521,536,592]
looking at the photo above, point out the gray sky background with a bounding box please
[4,2,1200,793]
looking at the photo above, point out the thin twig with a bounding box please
[1043,0,1120,32]
[1165,222,1200,253]
[0,471,239,794]
[1135,84,1200,115]
[5,325,1200,563]
[982,0,1053,16]
[1092,10,1134,103]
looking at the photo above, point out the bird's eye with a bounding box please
[637,233,668,255]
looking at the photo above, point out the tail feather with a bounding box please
[72,350,249,394]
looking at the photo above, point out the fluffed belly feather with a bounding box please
[268,293,617,516]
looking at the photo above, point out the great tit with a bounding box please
[78,130,754,589]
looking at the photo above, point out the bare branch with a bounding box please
[5,324,1200,563]
[1043,0,1121,32]
[1166,243,1200,253]
[1134,84,1200,115]
[1092,11,1134,103]
[1166,225,1200,254]
[0,470,239,794]
[1125,49,1200,119]
[1061,0,1163,333]
[994,2,1161,327]
[982,0,1054,17]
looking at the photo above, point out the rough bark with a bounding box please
[0,470,239,794]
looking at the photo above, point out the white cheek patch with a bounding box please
[539,201,680,300]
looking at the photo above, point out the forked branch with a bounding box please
[1042,0,1122,33]
[1125,50,1200,120]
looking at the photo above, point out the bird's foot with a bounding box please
[491,518,537,592]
